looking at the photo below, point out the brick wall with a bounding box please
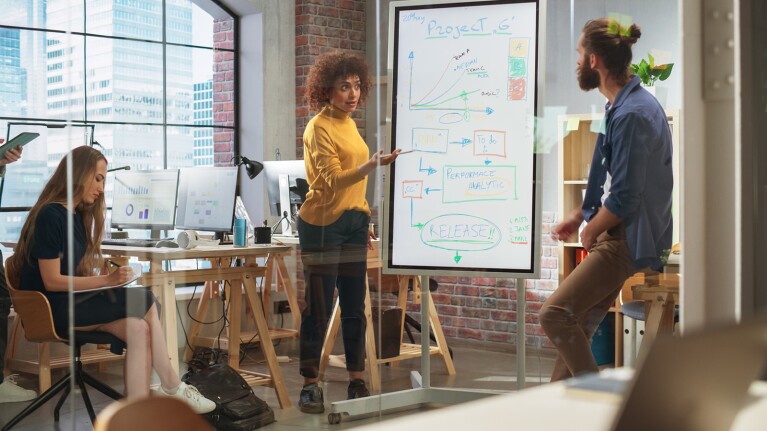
[295,0,367,159]
[213,17,235,166]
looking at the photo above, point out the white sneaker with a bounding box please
[0,375,37,403]
[162,382,216,414]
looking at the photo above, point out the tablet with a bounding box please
[0,132,39,159]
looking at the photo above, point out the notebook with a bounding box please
[600,318,767,431]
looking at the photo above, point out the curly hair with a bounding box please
[305,51,372,112]
[582,18,641,82]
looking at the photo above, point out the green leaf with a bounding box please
[632,54,673,86]
[635,60,651,85]
[658,63,674,81]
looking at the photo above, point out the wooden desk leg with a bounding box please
[317,283,382,392]
[148,260,180,374]
[275,253,301,331]
[637,294,672,359]
[226,280,243,371]
[363,285,381,393]
[242,273,291,408]
[386,276,411,368]
[318,299,342,380]
[152,277,180,375]
[183,281,215,361]
[262,257,273,323]
[427,290,456,375]
[659,298,676,334]
[615,311,624,367]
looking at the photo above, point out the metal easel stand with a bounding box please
[327,275,527,424]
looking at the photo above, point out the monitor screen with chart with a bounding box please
[175,166,238,234]
[110,170,179,232]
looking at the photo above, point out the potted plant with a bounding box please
[630,53,673,105]
[630,53,674,87]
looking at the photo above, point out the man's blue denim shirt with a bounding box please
[581,75,673,271]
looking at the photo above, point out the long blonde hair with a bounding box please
[11,146,107,276]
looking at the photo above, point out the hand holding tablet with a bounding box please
[0,132,39,159]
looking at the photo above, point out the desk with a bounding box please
[353,379,767,431]
[102,244,293,407]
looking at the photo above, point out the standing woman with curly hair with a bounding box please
[297,51,401,413]
[9,146,215,412]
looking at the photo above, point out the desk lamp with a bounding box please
[232,155,264,179]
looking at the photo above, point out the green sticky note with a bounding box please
[590,118,605,134]
[566,117,580,132]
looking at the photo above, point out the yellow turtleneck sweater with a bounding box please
[299,104,370,226]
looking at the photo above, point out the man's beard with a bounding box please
[578,61,600,91]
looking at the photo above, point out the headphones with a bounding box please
[176,230,220,249]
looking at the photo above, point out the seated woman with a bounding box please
[8,146,215,413]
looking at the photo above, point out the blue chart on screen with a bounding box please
[111,170,179,231]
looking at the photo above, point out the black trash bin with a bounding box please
[371,307,403,359]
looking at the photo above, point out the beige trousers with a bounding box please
[540,224,641,382]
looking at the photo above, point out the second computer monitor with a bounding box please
[111,170,180,232]
[175,167,238,234]
[262,160,308,217]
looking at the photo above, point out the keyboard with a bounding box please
[102,238,158,247]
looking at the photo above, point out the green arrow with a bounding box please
[454,251,462,264]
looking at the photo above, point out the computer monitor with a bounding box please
[262,160,308,217]
[175,167,238,235]
[111,170,179,233]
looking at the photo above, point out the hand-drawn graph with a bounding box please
[386,1,538,276]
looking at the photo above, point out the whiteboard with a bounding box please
[384,0,540,277]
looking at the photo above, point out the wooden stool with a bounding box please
[631,274,680,358]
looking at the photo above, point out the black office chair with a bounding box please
[3,258,124,430]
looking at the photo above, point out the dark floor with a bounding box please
[0,338,555,430]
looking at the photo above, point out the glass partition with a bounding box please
[10,0,766,427]
[0,0,236,427]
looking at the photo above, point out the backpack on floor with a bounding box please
[182,358,275,431]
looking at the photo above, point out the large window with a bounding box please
[0,0,237,241]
